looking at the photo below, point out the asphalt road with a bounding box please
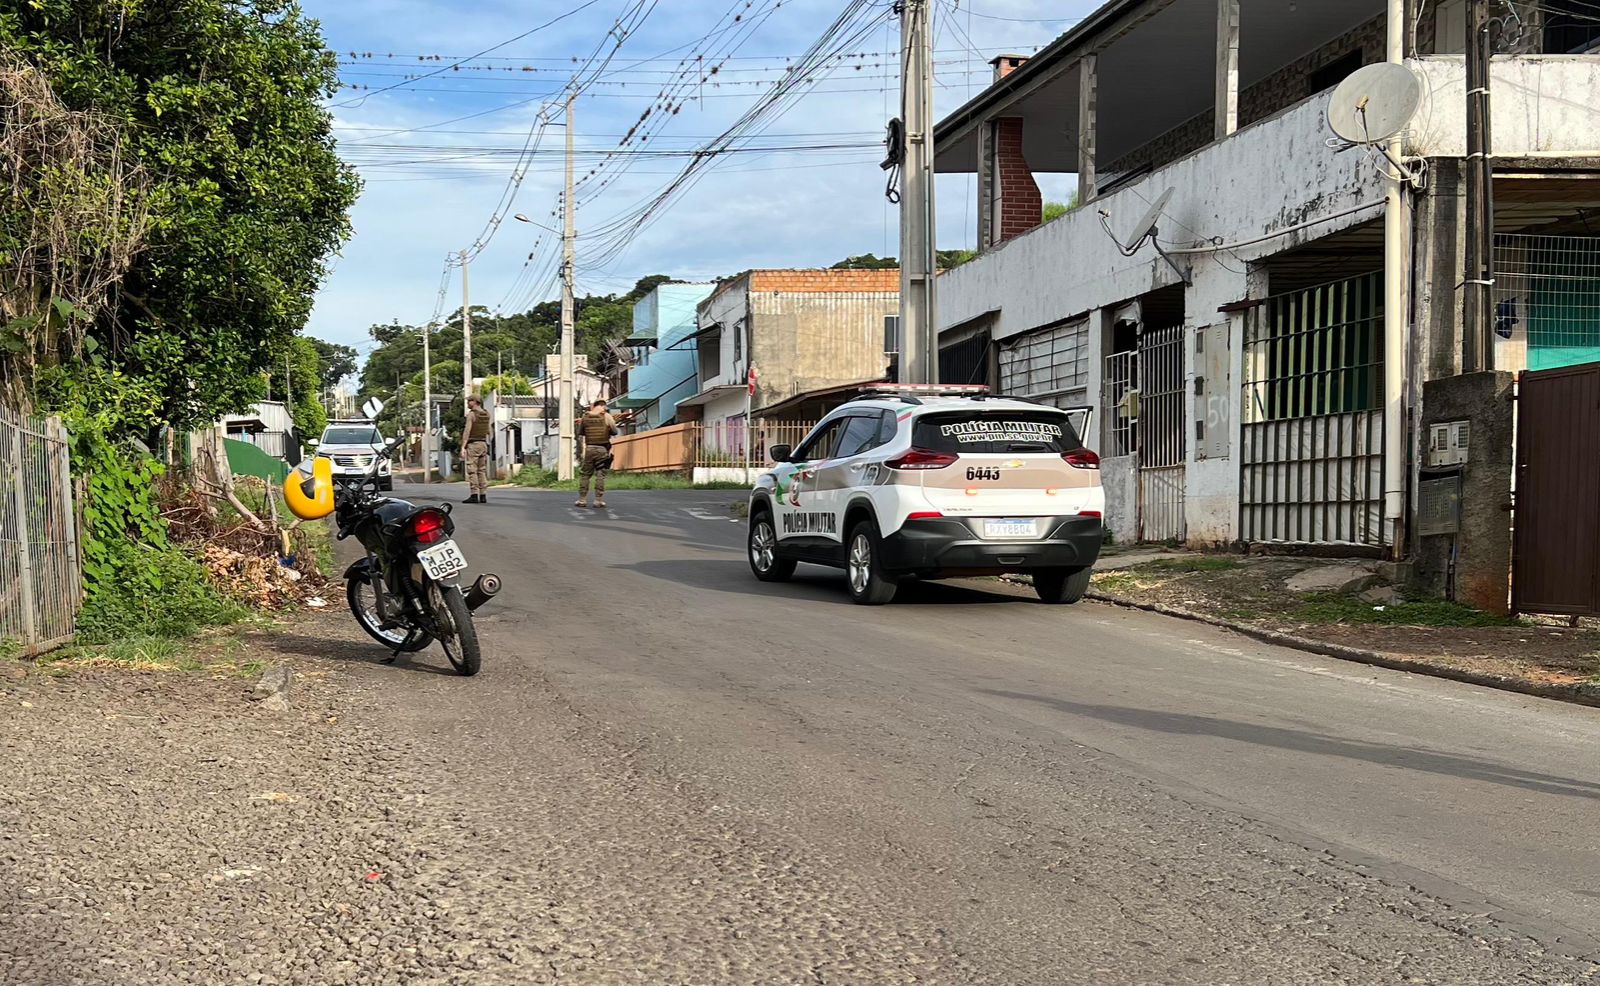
[346,481,1600,983]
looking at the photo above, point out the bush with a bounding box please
[76,541,246,644]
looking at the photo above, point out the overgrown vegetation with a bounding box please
[1288,593,1523,628]
[0,2,358,663]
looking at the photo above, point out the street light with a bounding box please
[513,213,563,236]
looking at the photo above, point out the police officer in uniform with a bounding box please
[462,395,491,504]
[576,398,625,509]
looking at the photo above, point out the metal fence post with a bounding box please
[9,422,37,648]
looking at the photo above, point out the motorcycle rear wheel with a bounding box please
[435,584,482,677]
[348,578,433,652]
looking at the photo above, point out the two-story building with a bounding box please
[934,0,1600,562]
[680,268,901,463]
[616,282,716,429]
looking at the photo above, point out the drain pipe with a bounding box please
[1382,0,1411,558]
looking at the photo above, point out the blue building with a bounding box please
[617,282,715,429]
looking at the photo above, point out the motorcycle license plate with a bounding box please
[417,540,468,580]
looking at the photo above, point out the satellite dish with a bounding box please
[1327,63,1422,145]
[1122,187,1174,250]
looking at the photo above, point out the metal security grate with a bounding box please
[1102,350,1137,457]
[1493,233,1600,372]
[999,320,1090,408]
[1241,271,1386,546]
[0,406,80,654]
[1138,323,1187,542]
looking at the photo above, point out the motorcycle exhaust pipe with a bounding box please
[465,573,501,611]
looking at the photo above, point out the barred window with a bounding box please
[999,320,1089,408]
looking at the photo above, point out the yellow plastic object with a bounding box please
[285,456,335,520]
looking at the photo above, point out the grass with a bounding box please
[509,467,747,491]
[21,624,270,678]
[1289,592,1524,628]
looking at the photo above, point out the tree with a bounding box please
[309,338,358,392]
[2,0,360,433]
[263,336,327,438]
[1042,191,1081,224]
[831,254,898,270]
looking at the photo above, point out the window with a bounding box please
[911,410,1084,454]
[1544,0,1600,53]
[321,426,381,445]
[876,409,899,446]
[1308,51,1363,96]
[999,320,1089,408]
[794,418,846,461]
[836,414,883,458]
[733,318,743,361]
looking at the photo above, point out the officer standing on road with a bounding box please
[575,398,623,509]
[462,395,491,504]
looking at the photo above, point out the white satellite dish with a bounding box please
[1122,186,1174,251]
[1327,62,1422,145]
[362,396,385,419]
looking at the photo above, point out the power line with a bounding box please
[330,0,608,108]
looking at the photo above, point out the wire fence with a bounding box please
[0,405,80,655]
[1493,233,1600,372]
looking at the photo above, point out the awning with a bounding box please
[676,383,746,408]
[665,322,721,351]
[754,377,887,420]
[622,333,658,347]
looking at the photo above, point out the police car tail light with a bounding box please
[886,448,957,470]
[1062,448,1101,470]
[907,511,944,520]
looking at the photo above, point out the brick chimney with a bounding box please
[990,54,1029,82]
[994,118,1042,242]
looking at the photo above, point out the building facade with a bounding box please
[681,269,900,457]
[933,0,1600,555]
[617,282,715,429]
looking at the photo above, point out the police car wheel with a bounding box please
[1034,566,1091,605]
[748,512,796,582]
[846,520,897,605]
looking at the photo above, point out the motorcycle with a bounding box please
[289,403,498,676]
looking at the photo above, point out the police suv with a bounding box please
[314,419,393,492]
[747,386,1104,605]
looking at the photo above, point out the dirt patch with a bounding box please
[1091,556,1600,691]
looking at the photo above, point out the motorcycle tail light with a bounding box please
[409,509,448,545]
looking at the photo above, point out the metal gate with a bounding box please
[1138,323,1187,542]
[1241,271,1386,545]
[1,406,81,655]
[1513,363,1600,615]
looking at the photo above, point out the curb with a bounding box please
[1087,591,1600,710]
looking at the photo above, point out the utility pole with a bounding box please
[558,90,577,481]
[1463,0,1495,372]
[422,318,433,482]
[461,249,474,398]
[898,0,938,384]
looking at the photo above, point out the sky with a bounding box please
[304,0,1104,360]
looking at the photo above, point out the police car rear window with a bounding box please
[912,410,1081,454]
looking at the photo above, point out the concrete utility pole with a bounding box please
[1382,0,1410,554]
[422,318,433,482]
[898,0,938,384]
[461,249,474,398]
[1462,0,1495,372]
[558,90,577,481]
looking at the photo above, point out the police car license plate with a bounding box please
[417,540,468,580]
[984,519,1036,538]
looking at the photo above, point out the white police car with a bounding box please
[314,420,393,492]
[747,386,1104,605]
